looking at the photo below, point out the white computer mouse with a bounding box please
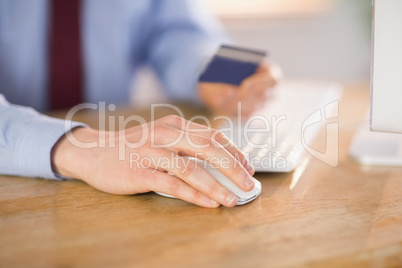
[156,157,261,206]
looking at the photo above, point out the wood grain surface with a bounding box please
[1,84,401,268]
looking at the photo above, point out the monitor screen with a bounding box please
[370,0,402,133]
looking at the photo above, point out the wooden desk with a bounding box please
[1,85,402,268]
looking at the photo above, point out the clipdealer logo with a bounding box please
[62,100,340,169]
[301,100,339,167]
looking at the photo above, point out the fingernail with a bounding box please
[225,193,237,206]
[246,163,255,175]
[245,177,255,189]
[210,199,219,207]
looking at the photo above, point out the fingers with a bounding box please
[207,130,254,174]
[166,134,255,192]
[143,169,222,208]
[241,70,276,97]
[198,83,238,110]
[233,63,279,116]
[157,116,254,175]
[240,61,281,99]
[151,118,255,192]
[161,156,239,207]
[257,61,283,82]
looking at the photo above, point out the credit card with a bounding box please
[199,44,267,86]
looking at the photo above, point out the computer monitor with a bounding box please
[370,0,402,133]
[349,0,402,166]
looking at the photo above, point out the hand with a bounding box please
[198,62,282,117]
[51,115,255,208]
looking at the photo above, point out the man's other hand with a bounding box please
[198,62,282,117]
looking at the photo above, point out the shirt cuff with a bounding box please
[13,115,87,180]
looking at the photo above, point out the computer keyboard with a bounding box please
[217,80,343,172]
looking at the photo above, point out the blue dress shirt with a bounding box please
[0,0,226,179]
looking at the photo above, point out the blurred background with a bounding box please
[132,0,372,105]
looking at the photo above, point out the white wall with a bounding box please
[219,1,372,82]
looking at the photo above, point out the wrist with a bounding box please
[51,127,99,180]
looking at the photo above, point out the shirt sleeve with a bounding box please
[145,0,230,103]
[0,94,87,179]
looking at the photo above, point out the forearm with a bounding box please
[0,94,86,179]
